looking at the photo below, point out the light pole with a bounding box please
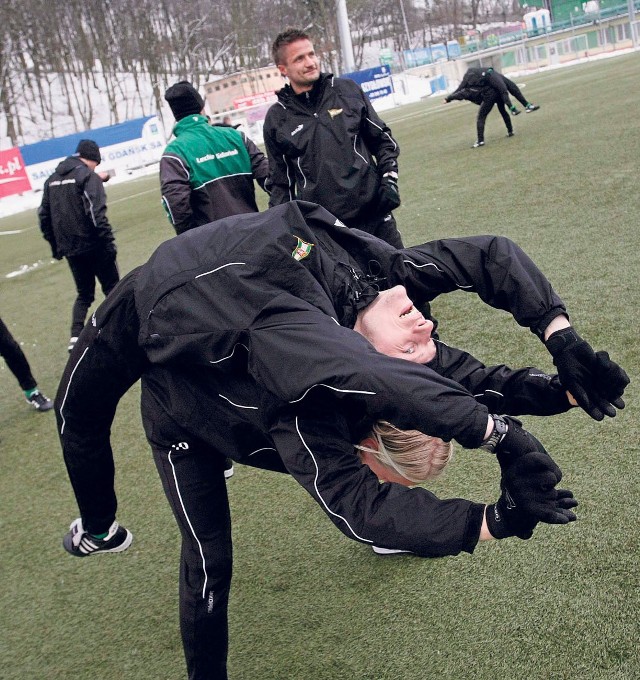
[336,0,355,73]
[399,0,413,50]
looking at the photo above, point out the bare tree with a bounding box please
[0,0,529,146]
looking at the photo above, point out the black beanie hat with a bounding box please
[75,139,101,164]
[165,81,205,121]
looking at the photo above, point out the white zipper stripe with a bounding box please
[218,394,258,410]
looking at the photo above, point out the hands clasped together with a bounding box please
[483,324,631,541]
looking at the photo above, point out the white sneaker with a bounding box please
[224,458,234,480]
[372,545,412,555]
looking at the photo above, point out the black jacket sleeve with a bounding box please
[81,170,115,247]
[270,408,485,557]
[38,181,58,257]
[354,82,399,176]
[55,269,147,534]
[390,235,567,339]
[247,294,490,449]
[429,342,573,416]
[263,107,296,207]
[241,132,270,192]
[160,152,195,234]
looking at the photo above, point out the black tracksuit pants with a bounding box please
[66,247,120,337]
[0,316,37,391]
[150,434,232,680]
[503,76,528,107]
[345,210,404,249]
[477,90,513,143]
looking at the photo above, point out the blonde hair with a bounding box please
[355,421,453,484]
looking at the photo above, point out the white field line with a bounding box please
[0,187,159,238]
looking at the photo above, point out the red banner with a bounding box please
[0,148,32,198]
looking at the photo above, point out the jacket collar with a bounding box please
[276,72,333,108]
[172,113,209,136]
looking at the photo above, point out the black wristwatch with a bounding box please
[479,414,509,453]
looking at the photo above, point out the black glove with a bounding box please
[51,249,63,261]
[545,327,629,421]
[493,416,547,472]
[487,484,537,540]
[378,172,401,214]
[487,452,578,540]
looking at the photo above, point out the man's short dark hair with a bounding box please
[272,28,311,65]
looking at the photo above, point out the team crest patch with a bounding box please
[292,236,314,261]
[328,108,343,118]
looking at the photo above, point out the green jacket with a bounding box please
[160,114,269,234]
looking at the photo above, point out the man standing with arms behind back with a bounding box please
[263,28,404,248]
[38,139,119,353]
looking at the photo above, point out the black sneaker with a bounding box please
[507,131,515,137]
[26,390,54,411]
[510,107,521,116]
[525,104,540,112]
[63,518,133,557]
[224,457,235,480]
[472,141,485,148]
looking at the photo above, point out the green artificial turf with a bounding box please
[1,53,638,679]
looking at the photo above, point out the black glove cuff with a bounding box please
[486,502,513,540]
[545,326,581,357]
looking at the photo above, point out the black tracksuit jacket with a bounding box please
[57,201,571,557]
[38,156,115,258]
[264,74,399,225]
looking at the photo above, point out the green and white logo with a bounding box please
[292,236,314,261]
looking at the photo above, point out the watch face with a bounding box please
[495,417,508,435]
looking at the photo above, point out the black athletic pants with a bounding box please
[348,211,404,249]
[504,77,528,107]
[477,91,513,143]
[150,435,232,680]
[0,316,37,391]
[66,248,120,337]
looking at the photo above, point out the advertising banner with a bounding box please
[0,148,32,198]
[19,116,165,192]
[233,93,277,110]
[341,65,394,100]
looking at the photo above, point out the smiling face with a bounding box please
[276,38,320,94]
[353,285,437,364]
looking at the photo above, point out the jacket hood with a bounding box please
[134,201,406,377]
[55,156,86,176]
[136,201,387,333]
